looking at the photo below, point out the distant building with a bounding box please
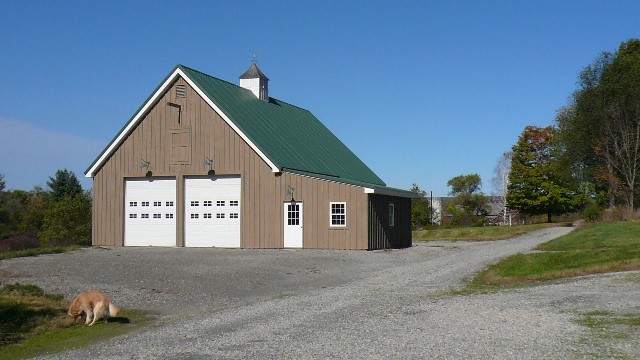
[429,196,520,225]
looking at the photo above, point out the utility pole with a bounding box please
[430,191,433,225]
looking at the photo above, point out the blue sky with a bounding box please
[1,1,638,195]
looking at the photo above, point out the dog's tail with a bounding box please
[108,302,120,317]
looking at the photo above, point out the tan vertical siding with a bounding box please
[92,76,374,249]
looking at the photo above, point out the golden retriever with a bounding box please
[68,290,119,326]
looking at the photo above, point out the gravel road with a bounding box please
[1,226,639,359]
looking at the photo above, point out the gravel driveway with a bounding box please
[1,226,639,359]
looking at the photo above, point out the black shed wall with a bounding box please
[368,194,412,250]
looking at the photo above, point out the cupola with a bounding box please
[239,62,269,101]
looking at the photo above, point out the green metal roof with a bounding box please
[178,65,386,187]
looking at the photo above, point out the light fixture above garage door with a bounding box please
[203,157,214,176]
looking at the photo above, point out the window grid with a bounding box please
[230,213,239,219]
[204,201,212,207]
[287,204,300,226]
[217,201,225,207]
[230,201,239,207]
[330,202,346,227]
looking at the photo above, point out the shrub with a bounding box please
[0,232,40,252]
[601,207,640,222]
[39,195,91,247]
[581,204,604,222]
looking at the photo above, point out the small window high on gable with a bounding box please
[176,84,186,99]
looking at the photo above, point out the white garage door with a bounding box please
[185,177,241,247]
[125,178,177,246]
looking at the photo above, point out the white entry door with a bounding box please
[283,201,303,248]
[184,177,241,247]
[124,178,177,246]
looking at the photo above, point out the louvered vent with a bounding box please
[176,85,186,99]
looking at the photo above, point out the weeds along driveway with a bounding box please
[1,226,639,359]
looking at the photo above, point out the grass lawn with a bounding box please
[0,283,157,359]
[469,221,640,289]
[413,222,565,241]
[0,246,80,260]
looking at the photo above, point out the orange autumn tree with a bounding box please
[507,126,577,223]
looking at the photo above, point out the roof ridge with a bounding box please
[178,64,243,90]
[179,64,312,114]
[269,97,312,113]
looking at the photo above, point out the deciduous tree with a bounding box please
[39,194,91,247]
[410,183,434,229]
[507,126,575,222]
[446,174,490,227]
[557,39,640,208]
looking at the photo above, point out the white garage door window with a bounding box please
[185,177,241,247]
[125,179,177,246]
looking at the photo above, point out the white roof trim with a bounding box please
[85,68,280,178]
[364,186,419,198]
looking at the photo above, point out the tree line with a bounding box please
[412,39,640,228]
[0,169,91,251]
[508,38,640,221]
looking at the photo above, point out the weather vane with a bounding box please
[252,53,258,64]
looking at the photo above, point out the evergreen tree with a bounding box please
[47,169,83,201]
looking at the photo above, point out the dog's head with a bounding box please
[68,305,83,320]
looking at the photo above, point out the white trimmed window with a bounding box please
[389,203,395,227]
[330,202,346,227]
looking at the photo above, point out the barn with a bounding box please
[85,63,416,250]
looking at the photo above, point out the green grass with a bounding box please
[470,221,640,287]
[572,310,640,359]
[0,309,157,360]
[413,222,564,241]
[0,246,81,260]
[538,221,640,251]
[0,284,158,359]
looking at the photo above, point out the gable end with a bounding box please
[85,66,280,178]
